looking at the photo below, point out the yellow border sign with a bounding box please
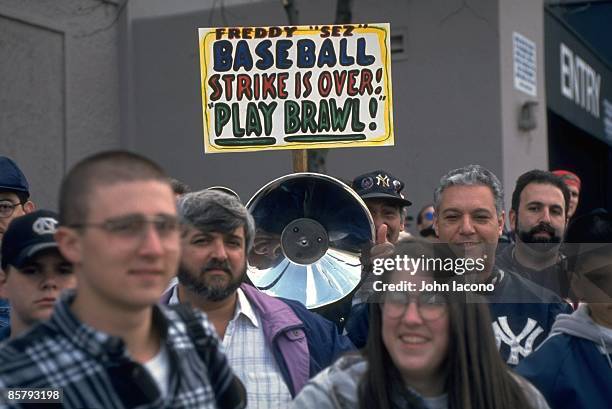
[198,23,394,153]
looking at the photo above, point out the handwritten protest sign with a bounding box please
[198,23,393,153]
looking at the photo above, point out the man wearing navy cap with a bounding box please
[351,170,412,246]
[345,171,412,346]
[0,156,35,245]
[0,156,35,332]
[0,210,75,340]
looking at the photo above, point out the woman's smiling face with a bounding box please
[381,270,450,386]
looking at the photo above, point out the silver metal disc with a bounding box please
[246,172,375,309]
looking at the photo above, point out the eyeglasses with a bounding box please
[0,201,24,218]
[70,214,179,239]
[382,291,447,320]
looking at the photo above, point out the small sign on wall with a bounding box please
[513,32,537,97]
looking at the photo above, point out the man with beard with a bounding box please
[496,170,571,298]
[161,189,354,408]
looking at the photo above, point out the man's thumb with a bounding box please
[376,224,388,244]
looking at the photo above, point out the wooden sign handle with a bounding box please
[292,149,308,172]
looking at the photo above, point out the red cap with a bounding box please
[552,170,581,191]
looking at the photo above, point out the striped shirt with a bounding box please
[0,291,233,409]
[170,287,292,408]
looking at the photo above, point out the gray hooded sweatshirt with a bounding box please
[290,355,550,409]
[548,304,612,368]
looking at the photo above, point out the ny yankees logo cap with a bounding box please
[351,170,412,207]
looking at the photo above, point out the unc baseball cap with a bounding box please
[1,210,60,270]
[351,170,412,207]
[0,156,30,197]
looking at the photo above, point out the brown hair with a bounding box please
[58,150,168,225]
[358,239,534,409]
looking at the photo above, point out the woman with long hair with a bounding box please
[291,239,549,409]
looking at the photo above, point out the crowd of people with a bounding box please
[0,152,609,408]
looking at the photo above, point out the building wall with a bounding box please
[123,0,506,221]
[0,0,121,210]
[330,0,503,214]
[120,0,293,201]
[1,0,550,221]
[498,0,549,213]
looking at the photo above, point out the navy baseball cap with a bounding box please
[1,210,60,270]
[0,156,30,197]
[351,170,412,207]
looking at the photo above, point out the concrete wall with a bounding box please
[1,0,550,223]
[330,0,503,215]
[123,0,505,225]
[120,0,293,201]
[498,0,549,212]
[0,0,121,210]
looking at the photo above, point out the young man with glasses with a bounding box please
[0,157,35,245]
[0,156,35,334]
[0,151,245,409]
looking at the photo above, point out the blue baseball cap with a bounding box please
[351,170,412,207]
[0,156,30,198]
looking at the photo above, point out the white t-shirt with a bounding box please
[144,343,170,398]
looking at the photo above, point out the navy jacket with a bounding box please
[516,334,612,408]
[516,305,612,409]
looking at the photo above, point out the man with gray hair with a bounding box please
[345,164,571,364]
[161,189,354,408]
[433,164,571,366]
